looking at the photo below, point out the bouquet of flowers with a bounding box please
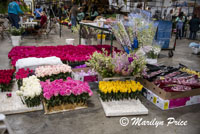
[41,77,93,109]
[0,69,15,92]
[145,45,161,59]
[35,64,72,82]
[112,52,146,77]
[87,50,146,78]
[15,68,34,89]
[98,80,143,101]
[128,13,158,47]
[111,21,132,51]
[16,76,42,107]
[86,50,115,78]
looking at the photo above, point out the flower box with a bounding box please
[72,67,98,82]
[43,102,87,114]
[41,77,93,114]
[35,64,72,82]
[16,76,42,107]
[138,78,200,100]
[143,88,200,110]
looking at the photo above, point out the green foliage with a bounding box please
[44,93,89,109]
[0,81,13,92]
[9,27,25,36]
[86,49,115,78]
[98,90,141,102]
[23,96,41,107]
[0,1,9,14]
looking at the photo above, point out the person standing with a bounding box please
[165,9,173,21]
[189,14,200,40]
[70,4,79,27]
[176,12,185,39]
[8,0,24,29]
[34,5,42,20]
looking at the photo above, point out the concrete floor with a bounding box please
[0,26,200,134]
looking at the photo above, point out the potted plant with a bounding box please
[10,27,25,46]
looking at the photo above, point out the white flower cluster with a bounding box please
[152,45,161,55]
[16,75,42,98]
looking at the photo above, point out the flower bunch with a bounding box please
[35,64,72,81]
[145,45,161,59]
[87,51,146,78]
[0,69,15,92]
[16,68,34,80]
[16,75,42,107]
[98,80,143,101]
[180,68,200,78]
[8,45,119,67]
[16,68,34,89]
[40,77,93,108]
[111,21,132,49]
[74,69,97,77]
[86,50,115,78]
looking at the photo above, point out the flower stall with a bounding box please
[41,77,93,114]
[0,69,15,92]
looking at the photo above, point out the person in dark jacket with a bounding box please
[189,14,200,40]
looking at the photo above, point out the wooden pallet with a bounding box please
[43,102,87,115]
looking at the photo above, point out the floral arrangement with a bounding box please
[35,64,72,82]
[86,50,115,78]
[40,77,93,108]
[87,50,146,78]
[98,80,143,101]
[0,69,15,92]
[112,52,146,76]
[145,45,161,59]
[8,45,119,67]
[16,68,34,89]
[16,76,42,107]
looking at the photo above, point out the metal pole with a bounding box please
[193,0,197,15]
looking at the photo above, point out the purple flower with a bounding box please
[128,57,134,63]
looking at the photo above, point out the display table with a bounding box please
[79,22,114,53]
[22,21,38,27]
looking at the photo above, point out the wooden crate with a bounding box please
[43,102,87,115]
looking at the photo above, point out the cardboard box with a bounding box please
[138,78,200,100]
[72,67,98,82]
[143,88,200,110]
